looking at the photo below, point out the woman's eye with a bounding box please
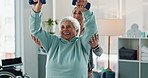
[78,12,82,15]
[67,25,72,28]
[61,26,64,29]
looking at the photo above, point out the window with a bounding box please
[0,0,15,64]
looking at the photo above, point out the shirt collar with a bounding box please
[60,36,78,43]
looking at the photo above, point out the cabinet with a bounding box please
[38,49,47,78]
[38,54,46,78]
[118,37,148,78]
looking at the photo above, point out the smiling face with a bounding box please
[60,20,78,40]
[72,7,84,35]
[72,8,83,25]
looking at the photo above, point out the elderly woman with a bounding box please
[29,0,98,78]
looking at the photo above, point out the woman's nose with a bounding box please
[74,14,79,19]
[63,27,68,30]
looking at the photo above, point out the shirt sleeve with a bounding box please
[80,10,98,53]
[29,10,58,53]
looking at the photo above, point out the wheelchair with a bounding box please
[0,57,30,78]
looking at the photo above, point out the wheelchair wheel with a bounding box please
[0,71,16,78]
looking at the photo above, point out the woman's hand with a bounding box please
[32,0,43,13]
[88,34,99,49]
[76,0,88,12]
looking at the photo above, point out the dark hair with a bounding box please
[72,7,77,14]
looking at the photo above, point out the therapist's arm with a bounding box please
[89,34,103,56]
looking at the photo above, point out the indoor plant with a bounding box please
[43,18,58,34]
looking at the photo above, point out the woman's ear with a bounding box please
[76,29,79,36]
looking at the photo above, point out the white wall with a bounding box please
[22,0,53,78]
[55,0,74,20]
[124,0,143,32]
[55,0,119,19]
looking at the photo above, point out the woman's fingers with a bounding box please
[76,0,88,12]
[33,0,37,2]
[32,0,42,12]
[89,36,93,43]
[90,34,99,43]
[94,34,99,40]
[38,0,41,3]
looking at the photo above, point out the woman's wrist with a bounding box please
[40,46,43,49]
[92,45,99,50]
[32,8,41,13]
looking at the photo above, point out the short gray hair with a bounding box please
[59,16,80,35]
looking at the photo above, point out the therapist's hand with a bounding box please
[32,0,43,13]
[88,34,99,49]
[31,35,43,48]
